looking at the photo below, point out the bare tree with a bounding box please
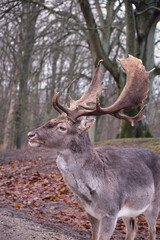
[2,1,43,149]
[1,0,92,149]
[78,0,160,138]
[1,0,160,149]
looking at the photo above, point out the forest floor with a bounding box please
[0,138,160,240]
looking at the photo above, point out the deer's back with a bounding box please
[94,145,160,192]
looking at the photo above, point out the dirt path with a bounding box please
[0,207,79,240]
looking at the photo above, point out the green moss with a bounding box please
[150,145,160,155]
[96,138,160,155]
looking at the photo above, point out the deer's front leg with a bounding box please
[87,214,100,240]
[98,216,117,240]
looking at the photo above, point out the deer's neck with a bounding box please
[58,132,93,161]
[56,133,100,204]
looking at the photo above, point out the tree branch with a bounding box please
[124,0,135,55]
[95,0,105,29]
[78,0,120,86]
[0,1,20,20]
[135,6,160,15]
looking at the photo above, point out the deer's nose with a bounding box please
[28,132,36,140]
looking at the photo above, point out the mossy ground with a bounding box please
[97,137,160,155]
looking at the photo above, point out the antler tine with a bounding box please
[52,60,104,119]
[60,59,104,113]
[52,93,62,114]
[70,59,103,110]
[113,105,147,127]
[52,92,69,115]
[66,79,77,102]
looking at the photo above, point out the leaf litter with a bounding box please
[0,147,160,239]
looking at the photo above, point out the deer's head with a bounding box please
[28,114,95,149]
[28,55,154,149]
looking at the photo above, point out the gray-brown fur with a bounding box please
[28,118,160,240]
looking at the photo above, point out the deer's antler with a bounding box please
[53,55,154,125]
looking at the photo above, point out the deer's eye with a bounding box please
[59,126,66,131]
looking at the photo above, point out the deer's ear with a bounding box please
[78,118,95,133]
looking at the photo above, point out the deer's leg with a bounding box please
[87,214,100,240]
[98,216,117,240]
[144,205,159,240]
[123,217,138,240]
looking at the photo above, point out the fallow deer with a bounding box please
[28,55,160,240]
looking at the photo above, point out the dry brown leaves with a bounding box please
[0,154,160,239]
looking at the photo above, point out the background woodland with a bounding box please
[0,0,160,150]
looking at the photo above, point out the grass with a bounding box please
[96,137,160,155]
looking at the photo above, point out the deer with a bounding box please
[28,55,160,240]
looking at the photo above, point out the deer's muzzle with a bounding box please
[27,132,43,147]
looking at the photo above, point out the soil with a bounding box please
[0,142,160,240]
[0,148,90,240]
[0,206,78,240]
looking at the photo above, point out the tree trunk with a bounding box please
[15,2,41,149]
[118,0,160,138]
[3,79,17,150]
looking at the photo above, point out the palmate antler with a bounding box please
[53,55,154,126]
